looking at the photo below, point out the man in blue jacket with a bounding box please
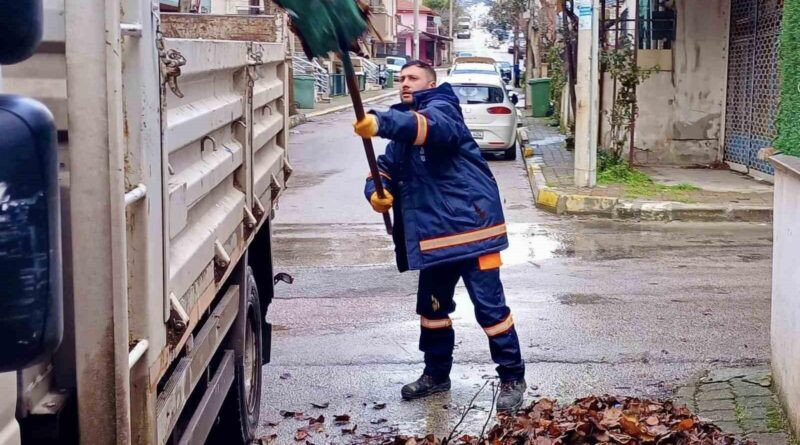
[353,60,526,412]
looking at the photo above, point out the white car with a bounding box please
[450,57,500,78]
[444,73,520,160]
[385,55,407,80]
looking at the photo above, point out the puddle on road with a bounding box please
[503,223,565,265]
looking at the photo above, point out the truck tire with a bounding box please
[216,267,262,443]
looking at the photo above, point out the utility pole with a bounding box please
[573,0,599,187]
[413,0,420,60]
[526,0,536,81]
[449,0,454,62]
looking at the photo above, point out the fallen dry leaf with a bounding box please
[370,418,388,425]
[645,415,659,426]
[647,424,670,437]
[308,415,324,425]
[259,434,277,445]
[373,402,387,410]
[619,415,643,437]
[294,429,308,441]
[280,373,291,380]
[342,424,358,435]
[333,414,350,424]
[310,402,329,409]
[675,418,695,431]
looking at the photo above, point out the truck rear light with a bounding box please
[487,106,512,114]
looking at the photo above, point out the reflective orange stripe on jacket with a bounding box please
[413,111,428,145]
[419,224,507,253]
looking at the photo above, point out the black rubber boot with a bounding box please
[401,375,451,400]
[496,379,527,413]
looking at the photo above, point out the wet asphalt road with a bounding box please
[256,96,773,442]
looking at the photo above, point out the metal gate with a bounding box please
[724,0,783,175]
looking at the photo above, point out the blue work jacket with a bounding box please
[364,83,508,271]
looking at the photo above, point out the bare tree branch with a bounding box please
[444,380,490,444]
[479,381,500,441]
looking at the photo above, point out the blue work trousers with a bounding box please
[416,256,525,382]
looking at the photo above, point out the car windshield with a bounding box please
[497,62,511,69]
[456,52,473,57]
[386,57,406,66]
[451,85,506,105]
[453,63,497,74]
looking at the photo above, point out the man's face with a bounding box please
[399,65,436,104]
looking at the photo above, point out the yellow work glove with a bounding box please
[370,190,393,213]
[354,114,379,139]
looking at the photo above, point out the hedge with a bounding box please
[777,0,800,157]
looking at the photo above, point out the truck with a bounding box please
[457,16,472,39]
[0,0,291,443]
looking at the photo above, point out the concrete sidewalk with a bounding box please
[289,87,399,128]
[674,368,794,444]
[520,117,774,222]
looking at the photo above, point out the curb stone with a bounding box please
[524,157,774,222]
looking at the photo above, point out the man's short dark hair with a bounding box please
[400,59,437,82]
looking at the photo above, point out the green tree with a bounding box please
[485,0,526,32]
[423,0,448,10]
[600,36,657,160]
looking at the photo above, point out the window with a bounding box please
[451,85,506,105]
[638,0,675,49]
[452,63,498,75]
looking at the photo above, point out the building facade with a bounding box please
[591,0,783,181]
[396,0,451,66]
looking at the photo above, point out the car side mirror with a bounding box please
[0,95,63,372]
[509,93,519,105]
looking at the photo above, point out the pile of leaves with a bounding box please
[360,396,754,445]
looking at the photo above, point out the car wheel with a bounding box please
[504,140,518,161]
[215,266,262,444]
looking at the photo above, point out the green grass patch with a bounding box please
[767,404,788,433]
[734,403,747,427]
[597,152,700,202]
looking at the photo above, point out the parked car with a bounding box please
[507,34,527,54]
[495,61,512,83]
[450,57,501,80]
[457,29,471,39]
[385,55,408,80]
[444,73,520,160]
[491,28,508,42]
